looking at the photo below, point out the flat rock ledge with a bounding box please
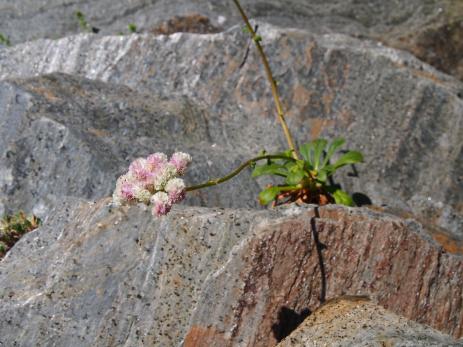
[0,198,462,346]
[277,297,462,347]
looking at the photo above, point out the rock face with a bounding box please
[1,0,461,80]
[277,297,461,347]
[0,73,268,216]
[1,199,462,346]
[380,1,463,81]
[0,0,444,44]
[0,2,462,346]
[1,24,462,234]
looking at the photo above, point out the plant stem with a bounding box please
[277,184,302,192]
[232,0,299,160]
[186,154,296,192]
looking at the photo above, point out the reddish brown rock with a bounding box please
[184,326,228,347]
[151,14,222,35]
[189,205,463,346]
[0,200,462,346]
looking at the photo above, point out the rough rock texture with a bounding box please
[0,3,462,347]
[1,199,462,346]
[1,25,462,234]
[0,0,444,43]
[277,297,461,346]
[0,73,268,217]
[380,1,463,81]
[1,0,461,80]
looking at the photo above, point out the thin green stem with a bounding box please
[277,184,303,192]
[186,154,296,192]
[232,0,299,160]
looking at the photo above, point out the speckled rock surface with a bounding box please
[0,73,270,217]
[1,199,462,346]
[0,3,461,347]
[1,0,461,79]
[277,297,462,347]
[1,25,462,235]
[379,1,463,81]
[0,0,446,44]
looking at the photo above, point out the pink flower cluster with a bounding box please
[112,152,191,217]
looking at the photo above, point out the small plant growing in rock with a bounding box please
[75,11,90,31]
[0,212,40,258]
[113,0,364,216]
[75,11,100,34]
[128,23,137,33]
[253,139,362,206]
[0,33,11,46]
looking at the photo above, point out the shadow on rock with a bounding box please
[352,192,373,206]
[271,306,311,342]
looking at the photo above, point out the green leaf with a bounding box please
[332,151,364,170]
[316,169,328,183]
[322,164,335,175]
[332,189,355,206]
[303,160,314,171]
[258,186,281,205]
[253,35,262,43]
[313,139,328,170]
[285,169,305,185]
[293,160,306,170]
[252,163,287,178]
[299,142,314,165]
[323,138,345,167]
[284,161,297,171]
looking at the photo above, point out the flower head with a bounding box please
[133,185,152,204]
[121,181,136,201]
[150,192,171,217]
[112,174,135,206]
[130,158,157,189]
[165,178,186,203]
[147,153,168,172]
[129,158,150,180]
[153,162,177,191]
[112,151,191,217]
[170,152,192,176]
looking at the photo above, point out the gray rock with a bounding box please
[277,297,462,347]
[0,0,449,45]
[0,73,267,217]
[0,25,461,235]
[1,0,461,79]
[1,199,463,346]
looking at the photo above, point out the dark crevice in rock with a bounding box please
[271,306,311,342]
[310,206,327,304]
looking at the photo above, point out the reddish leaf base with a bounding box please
[271,187,333,207]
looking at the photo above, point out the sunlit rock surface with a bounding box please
[0,24,461,235]
[0,199,462,346]
[1,0,462,80]
[277,297,462,347]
